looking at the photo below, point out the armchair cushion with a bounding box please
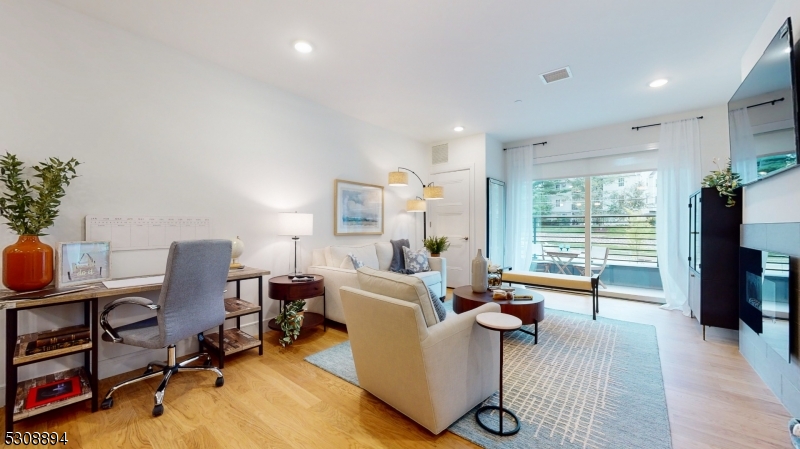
[356,267,440,327]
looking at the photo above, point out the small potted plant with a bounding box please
[0,153,80,291]
[275,300,305,347]
[423,236,450,257]
[702,158,741,207]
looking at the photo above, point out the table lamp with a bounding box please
[278,212,314,275]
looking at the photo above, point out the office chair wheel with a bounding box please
[204,358,212,367]
[152,404,164,417]
[215,377,224,387]
[101,398,113,410]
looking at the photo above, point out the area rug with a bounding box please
[305,308,671,449]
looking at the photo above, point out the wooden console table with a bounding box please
[0,266,269,431]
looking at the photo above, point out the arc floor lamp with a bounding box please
[387,167,444,240]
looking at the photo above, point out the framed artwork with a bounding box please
[334,179,384,236]
[55,241,112,288]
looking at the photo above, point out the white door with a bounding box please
[429,169,471,288]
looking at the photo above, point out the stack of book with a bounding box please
[25,325,90,356]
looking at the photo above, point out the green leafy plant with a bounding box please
[701,158,741,207]
[276,300,306,347]
[423,235,450,255]
[0,153,80,235]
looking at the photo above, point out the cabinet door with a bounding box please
[689,269,701,324]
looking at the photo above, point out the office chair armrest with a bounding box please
[100,297,160,343]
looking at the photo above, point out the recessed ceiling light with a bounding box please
[649,79,669,88]
[514,100,522,103]
[454,126,464,132]
[294,40,313,53]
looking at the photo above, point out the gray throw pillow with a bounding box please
[348,253,364,269]
[428,286,447,322]
[403,246,430,273]
[389,239,410,271]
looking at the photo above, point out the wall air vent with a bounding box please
[539,66,572,84]
[432,143,449,164]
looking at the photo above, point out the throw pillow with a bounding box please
[428,286,447,322]
[348,253,364,269]
[389,239,410,271]
[402,246,430,273]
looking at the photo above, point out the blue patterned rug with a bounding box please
[305,307,672,449]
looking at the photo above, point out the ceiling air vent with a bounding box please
[539,66,572,84]
[432,144,449,165]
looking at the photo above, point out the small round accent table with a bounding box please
[475,312,522,436]
[453,286,544,343]
[267,275,326,333]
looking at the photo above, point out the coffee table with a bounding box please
[452,285,544,344]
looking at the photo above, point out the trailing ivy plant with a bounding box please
[423,235,450,255]
[701,158,741,208]
[0,153,80,236]
[276,300,306,347]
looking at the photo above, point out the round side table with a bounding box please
[267,275,326,333]
[475,312,522,436]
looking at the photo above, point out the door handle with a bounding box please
[462,237,469,241]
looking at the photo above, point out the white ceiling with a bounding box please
[52,0,776,144]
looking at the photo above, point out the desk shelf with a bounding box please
[12,367,92,422]
[201,329,261,356]
[224,297,261,319]
[13,333,92,367]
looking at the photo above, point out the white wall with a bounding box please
[503,105,731,181]
[740,0,800,224]
[0,0,428,390]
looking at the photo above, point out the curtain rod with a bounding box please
[632,116,703,131]
[747,97,784,109]
[504,141,547,151]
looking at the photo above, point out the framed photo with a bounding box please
[55,241,112,288]
[334,179,384,236]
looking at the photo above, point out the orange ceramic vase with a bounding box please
[3,235,54,292]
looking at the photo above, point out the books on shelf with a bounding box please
[23,325,91,356]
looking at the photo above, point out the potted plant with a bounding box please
[275,300,305,347]
[423,235,450,257]
[701,158,741,207]
[0,153,80,291]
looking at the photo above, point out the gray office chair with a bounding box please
[99,239,232,416]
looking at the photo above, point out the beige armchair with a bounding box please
[339,286,500,434]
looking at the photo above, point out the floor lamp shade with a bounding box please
[278,213,313,236]
[388,171,409,186]
[423,185,444,200]
[406,199,426,212]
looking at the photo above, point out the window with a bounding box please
[618,177,625,187]
[555,199,564,207]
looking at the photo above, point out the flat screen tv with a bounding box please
[740,247,792,362]
[729,18,799,185]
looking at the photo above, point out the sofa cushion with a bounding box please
[375,242,394,271]
[403,247,430,273]
[356,267,441,327]
[328,244,379,270]
[389,239,409,272]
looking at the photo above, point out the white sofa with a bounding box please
[339,269,499,434]
[306,243,447,324]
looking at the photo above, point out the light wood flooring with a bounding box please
[2,291,791,448]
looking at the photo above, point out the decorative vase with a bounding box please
[3,235,54,292]
[471,249,488,293]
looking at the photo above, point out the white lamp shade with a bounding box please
[423,185,444,200]
[406,199,426,212]
[388,171,409,186]
[278,213,313,236]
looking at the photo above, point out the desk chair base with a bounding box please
[100,344,224,417]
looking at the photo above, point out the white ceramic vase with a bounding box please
[471,249,488,293]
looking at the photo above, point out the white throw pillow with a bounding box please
[329,244,379,270]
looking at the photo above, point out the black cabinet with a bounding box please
[687,187,742,337]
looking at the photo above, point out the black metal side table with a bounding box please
[475,312,522,436]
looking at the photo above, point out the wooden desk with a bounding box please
[0,266,269,432]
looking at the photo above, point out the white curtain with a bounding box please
[656,118,700,315]
[729,107,757,182]
[505,145,535,271]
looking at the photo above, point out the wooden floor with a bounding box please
[2,291,791,448]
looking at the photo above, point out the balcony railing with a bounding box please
[533,214,657,266]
